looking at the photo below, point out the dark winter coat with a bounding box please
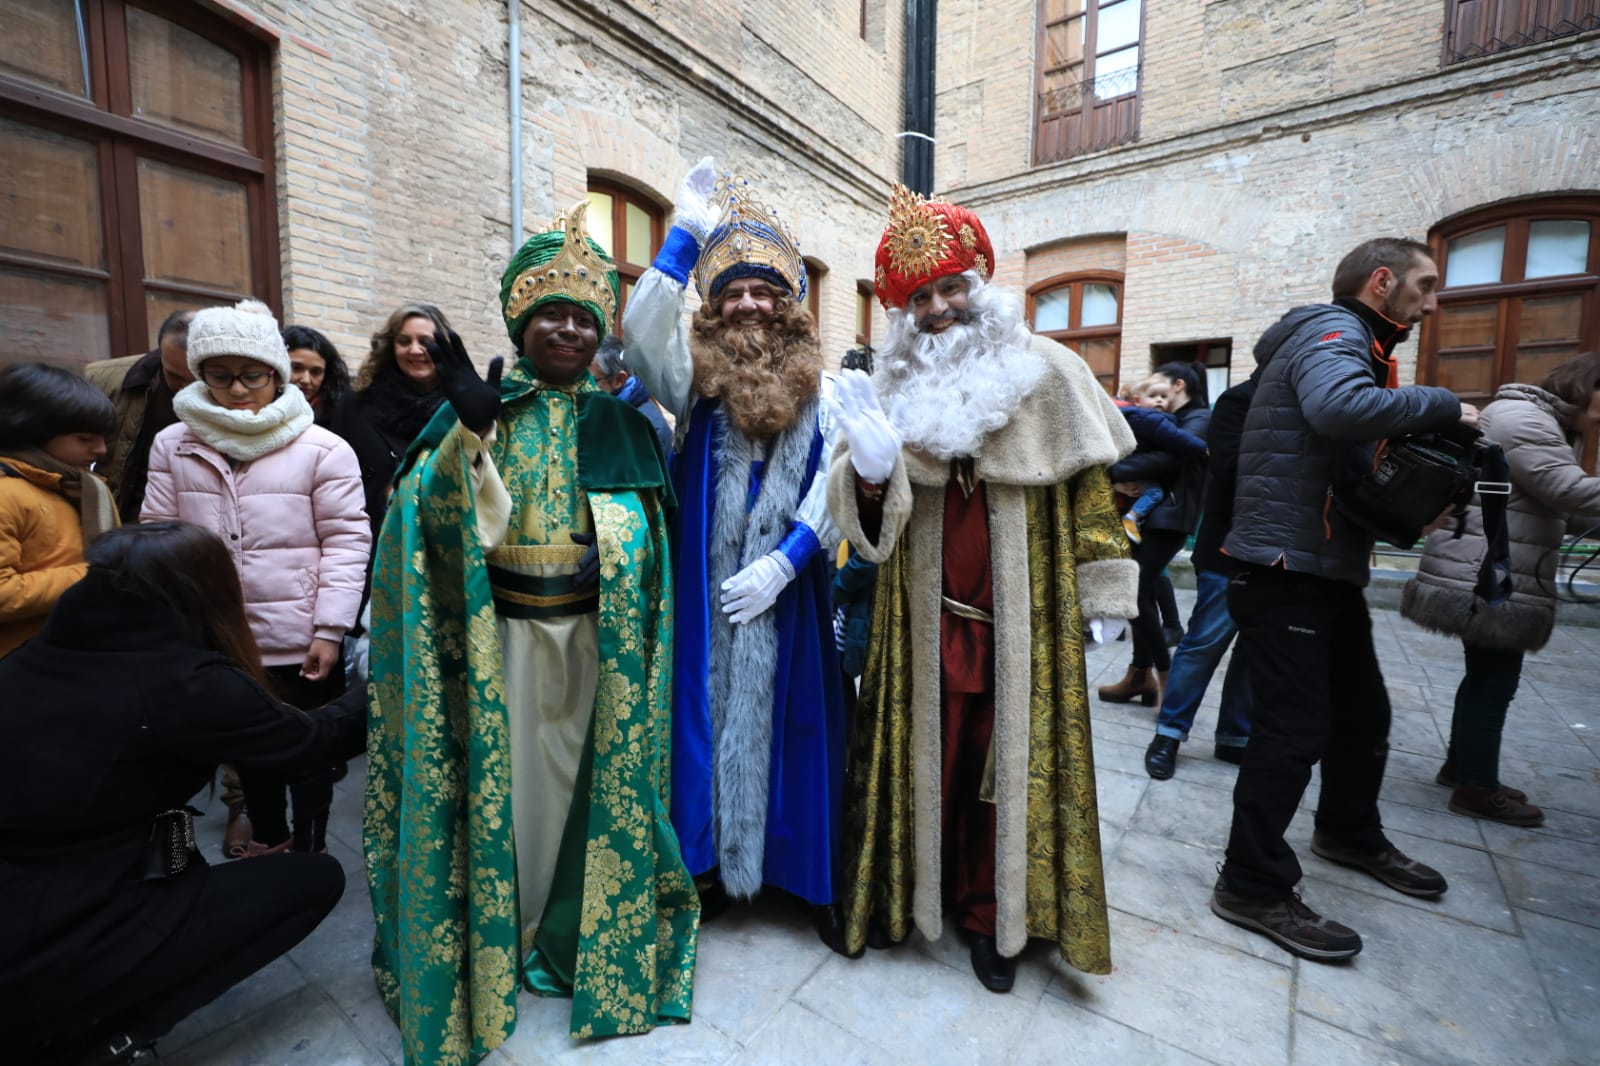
[617,374,675,458]
[83,349,180,521]
[1108,400,1211,534]
[1223,301,1463,586]
[333,369,447,541]
[1402,384,1600,652]
[0,570,366,1032]
[832,546,879,678]
[1190,379,1256,574]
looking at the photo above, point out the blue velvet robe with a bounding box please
[668,397,846,905]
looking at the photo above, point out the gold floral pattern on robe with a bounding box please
[366,367,695,1066]
[841,469,1117,972]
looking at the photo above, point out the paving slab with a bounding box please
[136,591,1600,1065]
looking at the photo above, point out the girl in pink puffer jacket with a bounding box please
[143,299,370,855]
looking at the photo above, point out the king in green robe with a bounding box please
[364,203,698,1066]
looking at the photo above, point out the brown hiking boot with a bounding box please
[1450,784,1545,827]
[1436,759,1527,802]
[1097,665,1159,706]
[1310,832,1447,898]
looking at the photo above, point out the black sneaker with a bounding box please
[1310,832,1447,899]
[1209,876,1362,960]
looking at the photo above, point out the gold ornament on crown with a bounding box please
[504,199,617,329]
[692,173,808,301]
[882,183,953,280]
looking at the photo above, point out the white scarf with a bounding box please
[172,382,315,461]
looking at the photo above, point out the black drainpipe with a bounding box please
[902,0,936,194]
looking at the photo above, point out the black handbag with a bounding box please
[143,806,205,881]
[1334,426,1514,604]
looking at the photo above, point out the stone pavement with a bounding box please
[162,589,1600,1066]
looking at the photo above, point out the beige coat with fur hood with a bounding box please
[829,333,1138,957]
[1402,383,1600,653]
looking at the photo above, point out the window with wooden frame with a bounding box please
[1421,195,1600,467]
[585,179,664,329]
[1033,0,1143,165]
[1442,1,1600,65]
[855,280,873,348]
[0,0,278,372]
[1027,271,1123,393]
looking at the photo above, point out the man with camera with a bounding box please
[1210,238,1478,961]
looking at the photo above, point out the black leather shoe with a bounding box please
[968,934,1016,993]
[813,903,863,958]
[1213,744,1245,766]
[1144,735,1179,780]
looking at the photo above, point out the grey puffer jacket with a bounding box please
[1223,302,1463,586]
[1402,384,1600,652]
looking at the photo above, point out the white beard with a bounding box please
[873,273,1046,461]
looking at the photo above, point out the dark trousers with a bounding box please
[242,665,343,851]
[1449,643,1525,788]
[1222,565,1391,901]
[30,854,344,1061]
[941,690,997,936]
[1130,529,1188,672]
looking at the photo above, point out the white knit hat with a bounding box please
[186,298,289,382]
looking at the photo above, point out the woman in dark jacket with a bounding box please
[283,323,354,431]
[1098,361,1210,706]
[1401,353,1600,826]
[336,302,455,541]
[0,522,366,1065]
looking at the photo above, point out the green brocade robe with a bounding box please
[365,364,698,1066]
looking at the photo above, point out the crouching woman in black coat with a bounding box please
[0,521,367,1065]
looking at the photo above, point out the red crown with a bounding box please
[873,184,994,309]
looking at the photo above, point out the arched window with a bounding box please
[0,0,277,370]
[585,179,664,327]
[1422,195,1600,465]
[1027,271,1123,392]
[1422,197,1600,401]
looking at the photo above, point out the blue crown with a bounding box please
[693,175,808,304]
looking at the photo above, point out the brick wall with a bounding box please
[220,0,902,372]
[931,0,1600,391]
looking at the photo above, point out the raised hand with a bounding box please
[428,328,503,435]
[674,155,720,241]
[827,369,902,483]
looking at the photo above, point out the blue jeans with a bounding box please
[1128,485,1164,519]
[1154,567,1252,745]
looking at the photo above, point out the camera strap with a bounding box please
[1471,444,1513,606]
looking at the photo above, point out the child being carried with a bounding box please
[1112,374,1208,543]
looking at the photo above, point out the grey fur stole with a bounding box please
[706,398,819,898]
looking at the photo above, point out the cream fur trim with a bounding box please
[171,381,314,461]
[987,484,1034,957]
[1077,557,1141,620]
[907,485,945,943]
[826,443,913,565]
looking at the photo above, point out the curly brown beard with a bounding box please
[689,295,822,438]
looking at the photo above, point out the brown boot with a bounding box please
[1098,665,1159,706]
[1449,784,1544,827]
[1156,670,1168,710]
[1436,760,1527,802]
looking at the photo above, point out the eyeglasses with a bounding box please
[201,367,276,390]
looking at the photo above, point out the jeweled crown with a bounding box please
[693,175,808,303]
[504,200,618,331]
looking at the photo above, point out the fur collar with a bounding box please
[895,334,1134,488]
[172,381,314,461]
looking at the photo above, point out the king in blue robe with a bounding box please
[621,162,848,931]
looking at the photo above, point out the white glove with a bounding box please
[721,550,796,625]
[826,369,902,484]
[674,155,720,242]
[1088,617,1127,645]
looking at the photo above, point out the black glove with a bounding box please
[428,328,504,434]
[571,532,599,593]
